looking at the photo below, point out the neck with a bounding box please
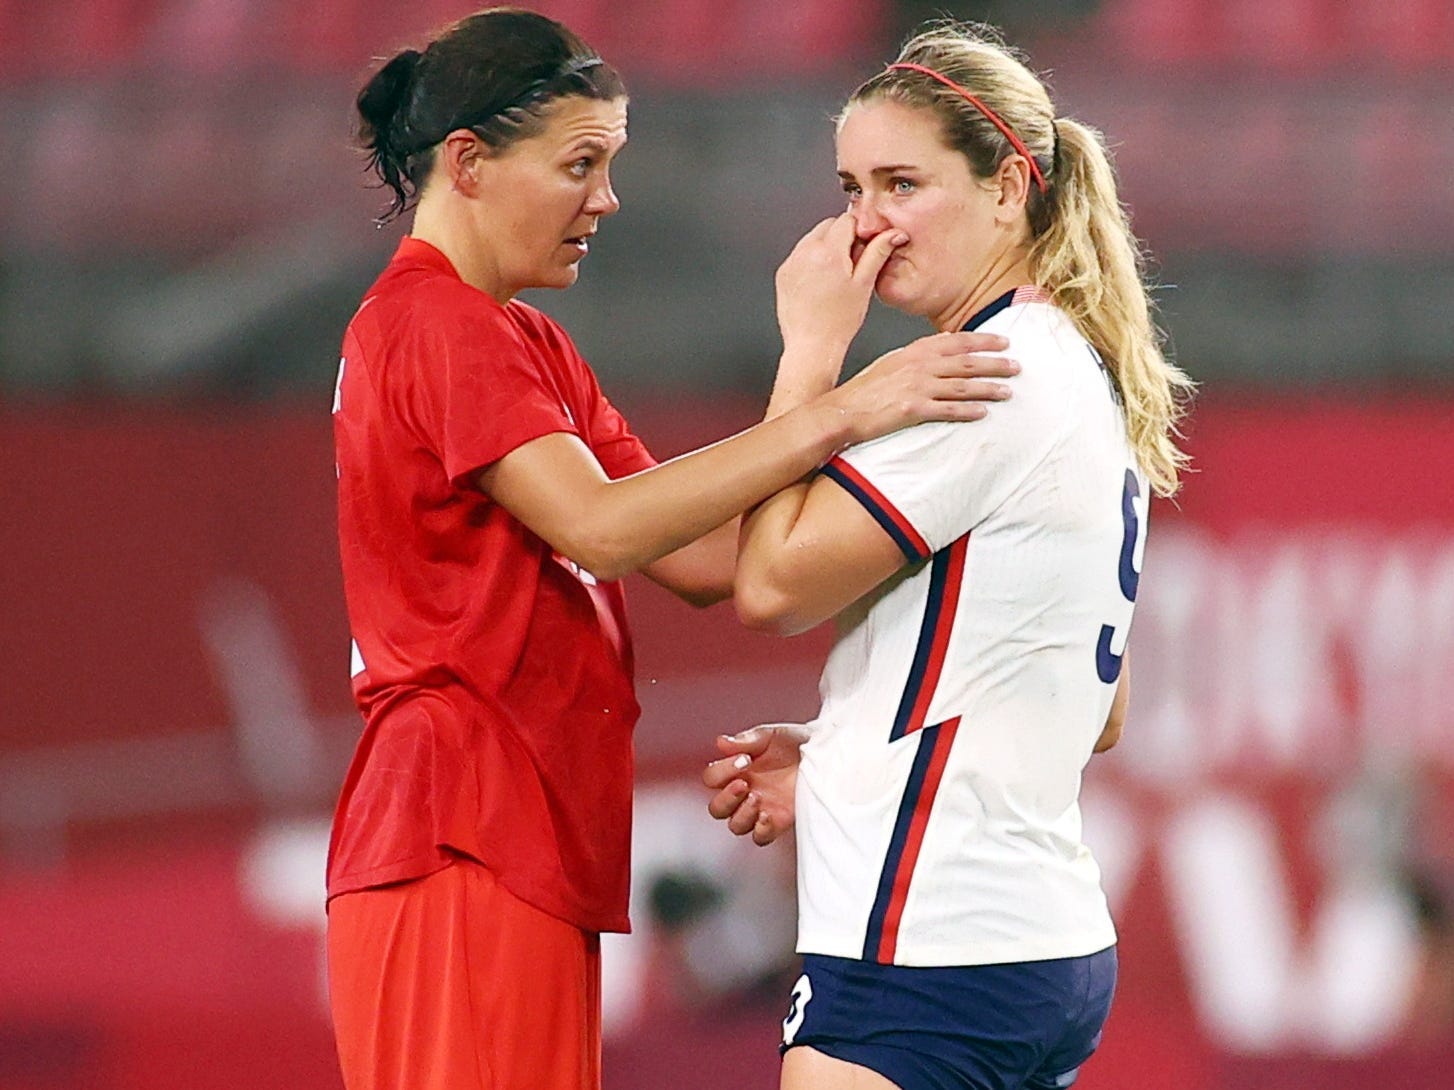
[410,197,512,303]
[932,246,1033,333]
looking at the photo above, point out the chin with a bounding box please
[874,275,927,318]
[534,265,581,291]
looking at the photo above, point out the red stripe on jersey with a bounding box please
[1012,285,1051,306]
[826,456,930,560]
[875,716,962,963]
[903,535,969,735]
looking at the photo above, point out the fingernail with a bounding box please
[733,754,751,770]
[890,231,909,245]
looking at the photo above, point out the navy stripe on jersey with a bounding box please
[862,717,962,963]
[822,459,929,563]
[962,287,1018,331]
[889,536,968,741]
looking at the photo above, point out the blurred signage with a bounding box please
[1,399,1451,1088]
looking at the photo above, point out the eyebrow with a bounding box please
[837,164,921,179]
[567,135,625,156]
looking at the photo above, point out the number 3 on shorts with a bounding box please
[781,973,814,1046]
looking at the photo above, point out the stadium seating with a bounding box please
[1101,0,1454,71]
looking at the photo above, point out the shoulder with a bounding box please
[372,273,530,356]
[984,298,1083,360]
[987,302,1102,411]
[504,300,596,384]
[504,300,581,353]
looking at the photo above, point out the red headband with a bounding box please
[885,62,1048,194]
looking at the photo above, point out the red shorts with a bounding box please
[327,857,602,1090]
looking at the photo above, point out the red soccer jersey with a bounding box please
[328,237,655,933]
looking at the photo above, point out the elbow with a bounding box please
[571,550,637,586]
[559,526,645,586]
[733,574,805,636]
[678,585,732,609]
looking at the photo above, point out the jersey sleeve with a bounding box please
[587,389,657,479]
[513,303,656,481]
[821,378,1063,560]
[419,305,579,488]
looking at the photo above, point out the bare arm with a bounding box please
[640,518,739,607]
[478,335,993,583]
[734,475,908,634]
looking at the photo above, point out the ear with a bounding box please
[993,155,1032,223]
[438,128,489,197]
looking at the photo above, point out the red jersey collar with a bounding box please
[392,236,464,281]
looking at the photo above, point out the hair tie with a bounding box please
[453,54,606,136]
[887,62,1048,194]
[561,55,604,78]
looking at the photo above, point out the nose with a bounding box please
[585,171,620,217]
[852,193,890,239]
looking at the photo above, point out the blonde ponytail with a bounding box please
[1029,118,1193,497]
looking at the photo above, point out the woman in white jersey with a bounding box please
[704,23,1193,1090]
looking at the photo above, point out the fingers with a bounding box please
[916,401,993,422]
[811,215,840,239]
[706,776,749,820]
[794,216,838,249]
[916,331,1010,356]
[825,211,858,250]
[931,377,1014,403]
[703,750,753,791]
[726,790,762,837]
[851,227,907,286]
[707,779,788,845]
[906,335,1019,381]
[713,728,773,760]
[752,810,785,847]
[957,356,1019,379]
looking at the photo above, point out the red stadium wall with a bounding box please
[1,397,1452,1089]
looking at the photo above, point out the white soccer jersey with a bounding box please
[796,286,1146,967]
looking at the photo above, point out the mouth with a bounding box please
[563,232,595,256]
[879,251,907,278]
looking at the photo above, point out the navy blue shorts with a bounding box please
[780,947,1117,1090]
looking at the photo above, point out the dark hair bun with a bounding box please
[357,48,423,148]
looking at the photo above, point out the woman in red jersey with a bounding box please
[325,9,1017,1090]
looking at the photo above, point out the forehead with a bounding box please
[537,95,629,148]
[836,100,950,168]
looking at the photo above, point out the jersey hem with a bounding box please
[796,924,1117,967]
[327,852,456,906]
[326,849,632,935]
